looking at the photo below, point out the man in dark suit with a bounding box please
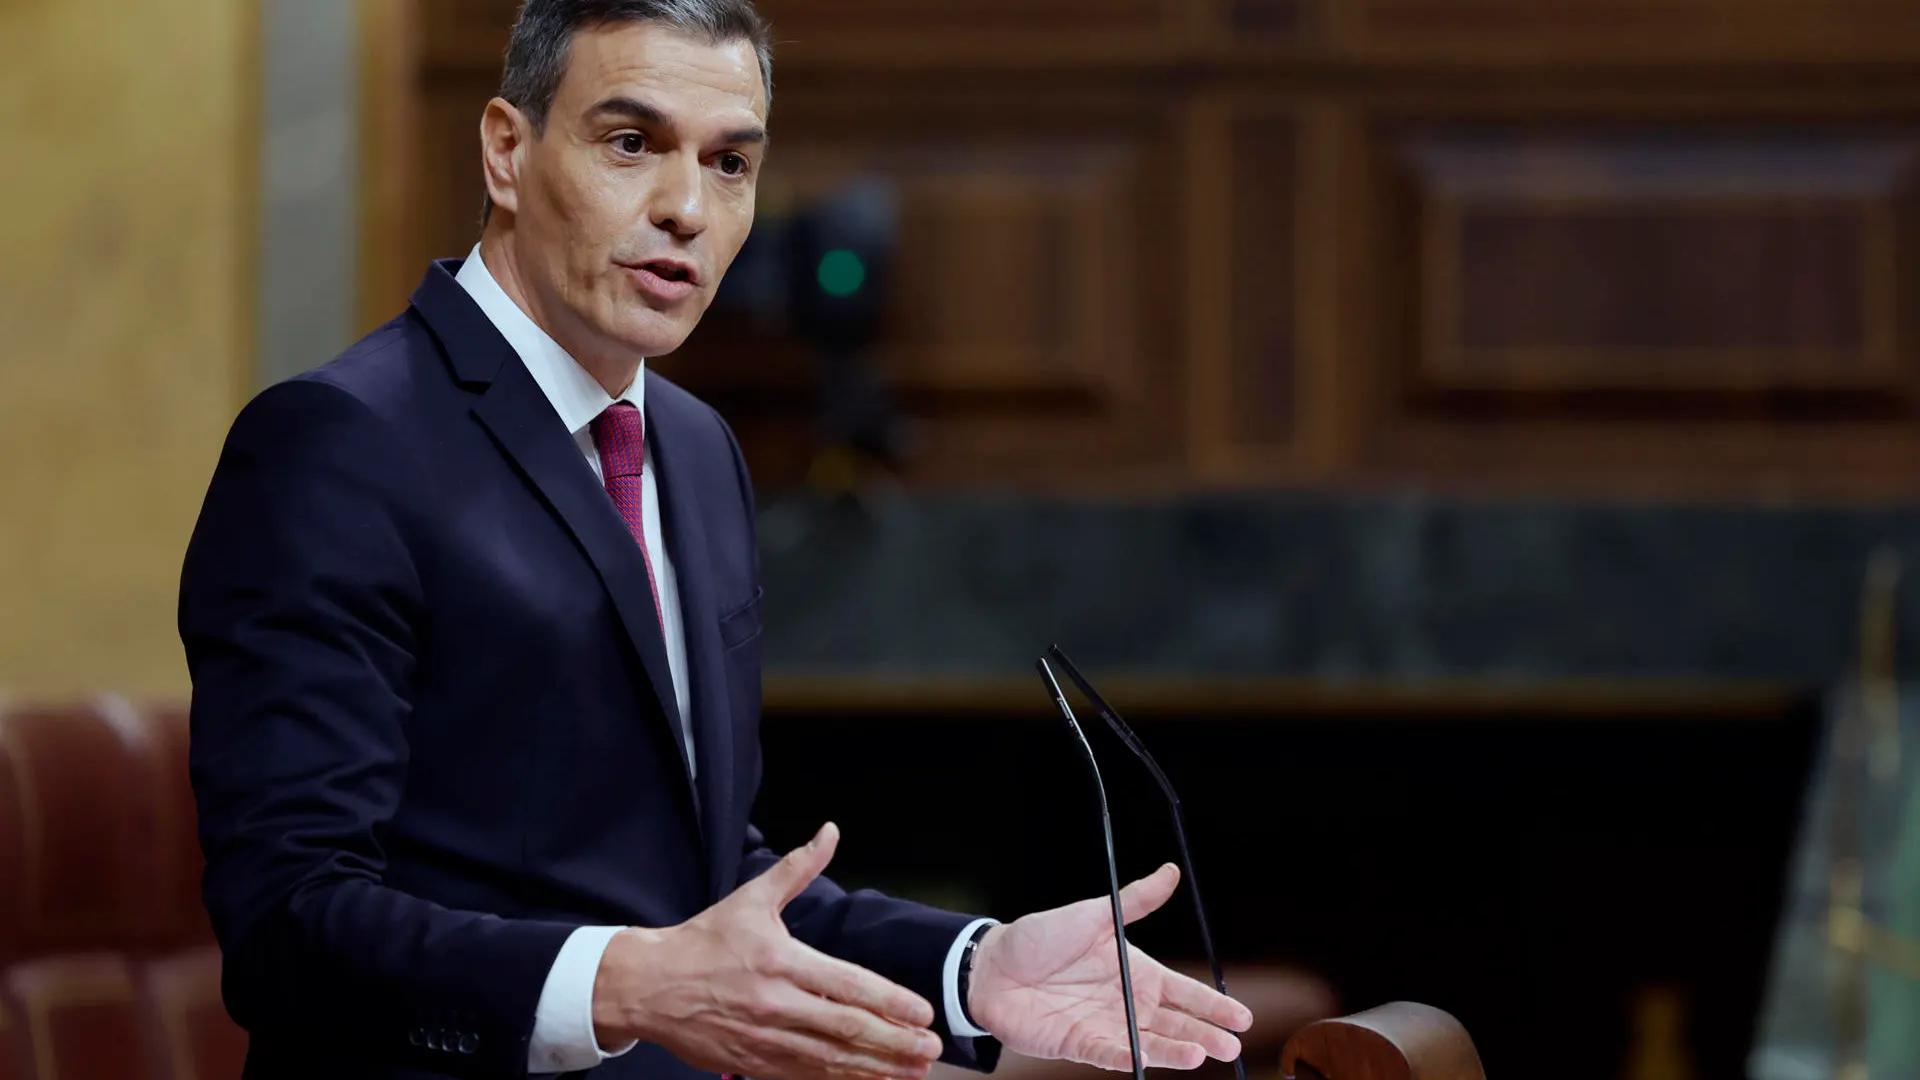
[180,2,1251,1078]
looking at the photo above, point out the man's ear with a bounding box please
[480,97,532,217]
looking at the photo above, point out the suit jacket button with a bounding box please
[459,1032,480,1055]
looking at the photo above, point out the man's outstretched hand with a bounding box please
[592,822,944,1080]
[965,864,1254,1072]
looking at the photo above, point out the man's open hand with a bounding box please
[965,864,1254,1072]
[591,823,945,1080]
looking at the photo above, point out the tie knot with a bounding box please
[590,402,645,479]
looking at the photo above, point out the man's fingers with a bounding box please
[745,822,841,910]
[785,942,938,1030]
[752,1025,936,1080]
[770,981,942,1062]
[1079,1031,1207,1072]
[1117,862,1180,925]
[1144,1008,1244,1062]
[1158,966,1254,1032]
[749,993,941,1079]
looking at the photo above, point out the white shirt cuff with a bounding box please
[941,918,998,1040]
[528,925,638,1074]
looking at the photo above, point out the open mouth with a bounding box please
[637,260,695,285]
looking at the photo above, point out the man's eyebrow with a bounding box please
[584,96,767,147]
[585,96,667,126]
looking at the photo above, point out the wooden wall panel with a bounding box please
[418,0,519,70]
[747,0,1209,67]
[768,138,1140,398]
[1351,1,1920,61]
[1398,130,1916,396]
[1218,0,1312,44]
[1226,117,1300,450]
[1337,112,1920,495]
[383,0,1202,68]
[659,83,1188,488]
[0,0,255,696]
[753,0,1170,38]
[416,74,493,278]
[377,0,1920,496]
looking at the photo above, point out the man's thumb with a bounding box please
[753,822,840,910]
[1119,862,1180,925]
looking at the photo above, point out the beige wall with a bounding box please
[0,0,254,696]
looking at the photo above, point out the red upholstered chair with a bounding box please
[138,705,214,950]
[0,721,25,965]
[0,697,171,963]
[3,952,164,1080]
[144,947,246,1080]
[0,997,30,1080]
[0,698,246,1080]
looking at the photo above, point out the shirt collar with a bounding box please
[453,243,644,435]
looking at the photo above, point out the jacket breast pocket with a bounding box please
[718,587,763,651]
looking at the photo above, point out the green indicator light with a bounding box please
[817,249,866,298]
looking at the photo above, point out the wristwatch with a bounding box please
[955,922,994,1031]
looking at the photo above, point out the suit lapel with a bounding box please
[646,380,738,900]
[411,261,698,810]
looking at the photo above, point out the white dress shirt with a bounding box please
[454,247,993,1075]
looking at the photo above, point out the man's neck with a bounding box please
[477,228,640,399]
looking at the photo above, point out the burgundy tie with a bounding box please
[589,402,663,629]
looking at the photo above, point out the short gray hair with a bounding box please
[483,0,773,222]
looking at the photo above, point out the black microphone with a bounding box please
[1037,657,1146,1080]
[1045,645,1248,1080]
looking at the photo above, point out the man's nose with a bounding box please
[649,153,707,238]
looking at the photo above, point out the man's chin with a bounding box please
[609,320,695,361]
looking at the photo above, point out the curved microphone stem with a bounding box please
[1038,658,1146,1080]
[1047,646,1248,1080]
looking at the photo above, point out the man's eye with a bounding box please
[717,152,749,176]
[615,133,647,155]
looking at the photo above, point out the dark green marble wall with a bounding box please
[757,493,1920,682]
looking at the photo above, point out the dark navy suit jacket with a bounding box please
[179,260,993,1080]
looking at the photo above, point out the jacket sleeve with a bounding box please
[708,407,999,1073]
[180,378,576,1079]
